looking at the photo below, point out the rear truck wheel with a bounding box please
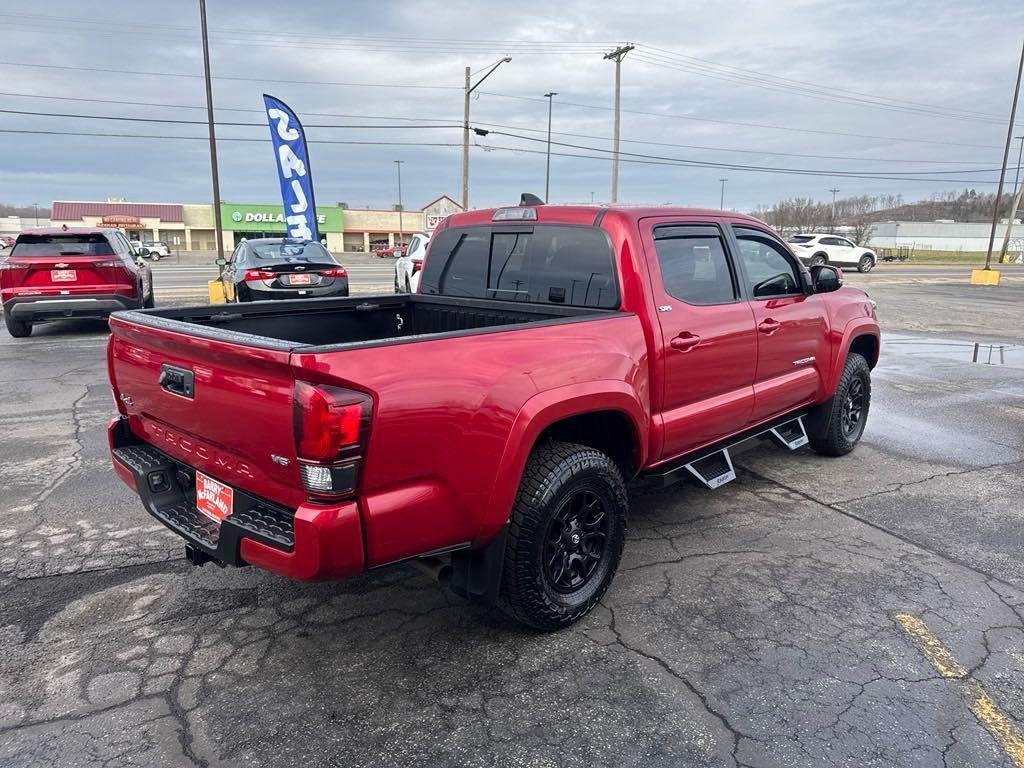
[4,313,31,338]
[143,288,155,308]
[499,440,627,630]
[809,253,828,267]
[806,352,871,457]
[857,254,875,273]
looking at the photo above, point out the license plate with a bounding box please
[195,471,233,522]
[289,273,312,285]
[51,269,76,282]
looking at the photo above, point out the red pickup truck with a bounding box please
[107,202,878,629]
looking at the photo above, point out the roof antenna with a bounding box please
[520,193,545,206]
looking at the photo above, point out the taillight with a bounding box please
[411,258,424,275]
[0,260,29,270]
[243,269,276,282]
[319,267,347,277]
[95,260,124,268]
[293,381,372,498]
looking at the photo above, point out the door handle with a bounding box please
[758,319,781,334]
[670,332,701,352]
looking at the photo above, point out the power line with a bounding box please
[477,90,1004,149]
[1,90,998,167]
[0,108,462,130]
[477,129,1004,178]
[0,128,462,147]
[638,44,1001,120]
[631,52,1002,125]
[475,142,1002,184]
[0,60,463,90]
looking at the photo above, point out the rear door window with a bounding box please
[652,225,737,305]
[421,225,619,308]
[11,234,115,257]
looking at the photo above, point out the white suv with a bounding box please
[394,232,430,293]
[786,234,877,272]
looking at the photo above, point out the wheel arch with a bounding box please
[476,382,648,546]
[825,320,880,395]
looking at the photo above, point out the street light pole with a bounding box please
[32,203,39,226]
[604,44,634,203]
[394,160,404,248]
[719,178,728,210]
[984,38,1024,271]
[544,92,558,202]
[461,57,512,210]
[198,0,224,264]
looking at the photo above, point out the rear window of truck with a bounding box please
[12,234,114,257]
[420,225,619,308]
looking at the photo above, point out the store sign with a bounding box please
[99,215,142,228]
[426,214,447,230]
[220,204,343,233]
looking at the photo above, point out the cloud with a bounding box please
[1,0,1022,211]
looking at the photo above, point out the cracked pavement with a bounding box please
[1,280,1023,767]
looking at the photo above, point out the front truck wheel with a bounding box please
[806,352,871,456]
[499,441,628,630]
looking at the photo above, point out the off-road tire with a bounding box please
[857,254,874,273]
[3,314,31,337]
[806,353,871,456]
[808,253,828,267]
[499,441,628,631]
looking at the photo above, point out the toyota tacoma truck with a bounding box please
[107,201,879,630]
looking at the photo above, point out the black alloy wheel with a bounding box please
[542,489,611,593]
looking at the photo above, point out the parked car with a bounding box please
[217,238,348,303]
[0,236,15,250]
[394,232,430,292]
[372,245,396,258]
[1,228,154,338]
[141,240,171,260]
[786,233,877,272]
[107,201,879,629]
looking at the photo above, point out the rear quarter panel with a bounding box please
[290,313,649,567]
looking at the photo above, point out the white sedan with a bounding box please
[786,234,877,272]
[394,232,430,293]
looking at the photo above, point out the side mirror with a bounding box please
[811,264,843,293]
[215,257,227,267]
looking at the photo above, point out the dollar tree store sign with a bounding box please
[220,204,344,232]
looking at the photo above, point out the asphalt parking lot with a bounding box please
[1,268,1022,767]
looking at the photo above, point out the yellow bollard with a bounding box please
[969,269,1001,286]
[207,279,227,303]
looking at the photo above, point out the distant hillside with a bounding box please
[862,190,1016,224]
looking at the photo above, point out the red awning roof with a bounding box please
[51,201,185,222]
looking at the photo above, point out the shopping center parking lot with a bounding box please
[1,267,1023,767]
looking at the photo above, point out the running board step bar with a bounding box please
[640,413,809,490]
[766,416,809,451]
[684,449,736,490]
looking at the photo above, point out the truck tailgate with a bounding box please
[108,315,306,510]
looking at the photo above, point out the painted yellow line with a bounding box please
[894,613,966,678]
[896,612,1024,768]
[972,692,1024,768]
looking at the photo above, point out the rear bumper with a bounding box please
[243,280,349,301]
[108,417,365,580]
[4,293,140,321]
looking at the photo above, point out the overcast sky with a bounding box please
[1,0,1023,213]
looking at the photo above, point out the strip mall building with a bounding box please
[48,195,463,253]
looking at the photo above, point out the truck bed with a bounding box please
[114,293,614,351]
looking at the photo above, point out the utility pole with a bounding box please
[544,92,558,203]
[199,0,224,264]
[461,57,512,210]
[829,187,841,230]
[997,135,1024,262]
[32,203,39,226]
[604,44,634,203]
[719,178,728,210]
[984,38,1024,271]
[394,160,404,248]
